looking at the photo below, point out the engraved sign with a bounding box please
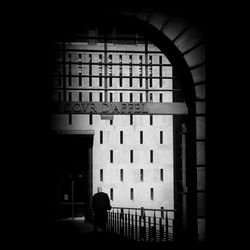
[52,102,187,115]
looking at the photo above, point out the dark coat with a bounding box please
[92,192,111,228]
[92,192,111,212]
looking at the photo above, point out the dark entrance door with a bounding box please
[50,133,93,220]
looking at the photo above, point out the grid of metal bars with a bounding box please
[51,35,183,104]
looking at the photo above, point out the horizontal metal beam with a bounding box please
[52,87,181,92]
[53,74,174,79]
[57,48,164,54]
[55,62,172,66]
[145,102,188,115]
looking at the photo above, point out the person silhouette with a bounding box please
[92,187,112,232]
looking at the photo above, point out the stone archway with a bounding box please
[48,6,206,243]
[113,8,206,243]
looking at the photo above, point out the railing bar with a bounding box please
[111,206,175,212]
[148,216,151,242]
[107,207,175,243]
[135,211,138,241]
[124,214,127,237]
[121,208,124,237]
[165,211,169,242]
[114,211,117,234]
[132,214,134,240]
[152,210,155,242]
[128,210,131,239]
[159,218,163,242]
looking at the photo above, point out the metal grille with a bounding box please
[51,33,184,104]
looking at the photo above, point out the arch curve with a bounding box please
[48,6,206,244]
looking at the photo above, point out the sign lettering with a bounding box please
[53,102,187,115]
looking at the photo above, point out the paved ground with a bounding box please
[41,219,175,250]
[4,217,207,249]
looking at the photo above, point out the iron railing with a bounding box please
[107,207,175,242]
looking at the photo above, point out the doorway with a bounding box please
[49,133,93,220]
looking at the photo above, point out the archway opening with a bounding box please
[47,10,198,243]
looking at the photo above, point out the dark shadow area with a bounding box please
[2,3,211,249]
[46,219,180,250]
[47,134,93,221]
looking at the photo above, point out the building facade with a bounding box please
[50,28,176,212]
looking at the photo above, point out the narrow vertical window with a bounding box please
[68,92,72,102]
[99,75,102,87]
[110,188,113,201]
[160,169,164,181]
[150,188,154,200]
[119,76,123,87]
[130,93,133,102]
[149,55,152,65]
[150,93,153,102]
[149,55,152,88]
[130,188,134,201]
[119,55,123,87]
[129,55,132,64]
[89,92,92,102]
[89,54,92,87]
[120,131,123,144]
[120,93,123,102]
[140,131,143,144]
[139,55,143,87]
[129,55,132,87]
[99,54,102,87]
[159,93,163,103]
[69,114,72,125]
[79,72,82,86]
[79,92,82,102]
[110,93,113,102]
[140,93,143,102]
[110,150,113,163]
[100,131,103,144]
[150,115,153,125]
[109,55,112,87]
[130,115,133,125]
[120,169,123,182]
[99,92,103,102]
[140,169,144,182]
[150,150,153,163]
[119,55,122,69]
[110,119,113,125]
[130,150,133,163]
[68,53,72,86]
[159,56,162,64]
[100,169,103,182]
[78,53,82,86]
[159,56,162,88]
[160,131,163,144]
[89,114,93,125]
